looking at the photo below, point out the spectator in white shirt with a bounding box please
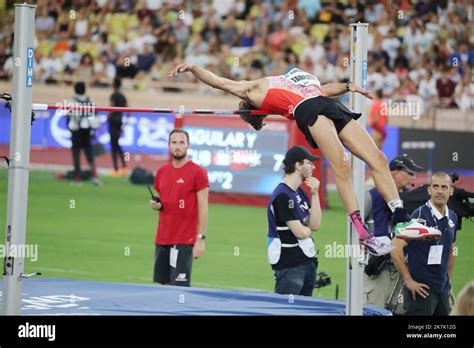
[74,8,90,40]
[132,27,157,54]
[300,55,316,76]
[39,51,63,81]
[185,35,209,56]
[408,61,427,83]
[185,45,210,70]
[338,26,351,54]
[35,7,55,40]
[426,13,441,37]
[381,29,401,67]
[364,1,383,22]
[367,64,384,92]
[403,19,421,61]
[62,44,82,73]
[455,73,474,110]
[314,57,335,84]
[116,34,133,55]
[212,0,235,19]
[297,0,321,20]
[376,14,393,37]
[146,0,162,11]
[300,37,325,66]
[416,25,435,54]
[94,53,116,81]
[380,65,400,98]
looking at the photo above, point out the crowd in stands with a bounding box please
[0,0,473,110]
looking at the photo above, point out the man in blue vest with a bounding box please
[267,146,322,296]
[391,172,458,315]
[363,154,424,313]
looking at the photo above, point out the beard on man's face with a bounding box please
[171,151,187,160]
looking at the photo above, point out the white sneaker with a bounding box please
[363,235,393,256]
[393,220,441,240]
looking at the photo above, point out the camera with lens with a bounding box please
[314,272,331,288]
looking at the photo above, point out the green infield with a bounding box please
[0,169,472,300]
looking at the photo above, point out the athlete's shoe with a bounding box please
[363,234,393,256]
[393,220,441,240]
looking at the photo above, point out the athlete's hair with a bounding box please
[238,100,266,131]
[168,128,190,144]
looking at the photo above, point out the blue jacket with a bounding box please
[369,187,392,238]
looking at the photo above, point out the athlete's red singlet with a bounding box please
[260,68,326,118]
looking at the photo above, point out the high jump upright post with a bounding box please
[346,23,369,315]
[2,3,36,315]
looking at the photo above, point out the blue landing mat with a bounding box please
[0,278,391,315]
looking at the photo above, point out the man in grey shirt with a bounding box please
[364,154,423,314]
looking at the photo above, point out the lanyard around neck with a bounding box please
[426,202,449,240]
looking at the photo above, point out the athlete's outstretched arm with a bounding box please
[321,82,373,99]
[168,62,254,99]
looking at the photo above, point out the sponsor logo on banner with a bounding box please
[362,60,368,90]
[26,48,34,87]
[45,110,174,154]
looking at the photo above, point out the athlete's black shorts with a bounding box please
[294,96,362,149]
[153,244,193,287]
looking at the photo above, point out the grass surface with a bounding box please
[0,169,472,299]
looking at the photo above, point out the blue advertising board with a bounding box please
[0,104,174,155]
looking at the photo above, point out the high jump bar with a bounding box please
[31,103,269,116]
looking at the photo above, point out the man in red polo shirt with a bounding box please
[368,90,388,150]
[150,128,209,287]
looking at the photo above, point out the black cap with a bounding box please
[74,82,85,95]
[389,154,424,174]
[283,146,320,166]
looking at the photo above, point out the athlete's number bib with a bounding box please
[284,68,321,88]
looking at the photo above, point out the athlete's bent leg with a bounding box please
[338,120,438,240]
[338,120,409,223]
[309,116,368,239]
[309,117,357,209]
[338,120,399,204]
[308,116,393,255]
